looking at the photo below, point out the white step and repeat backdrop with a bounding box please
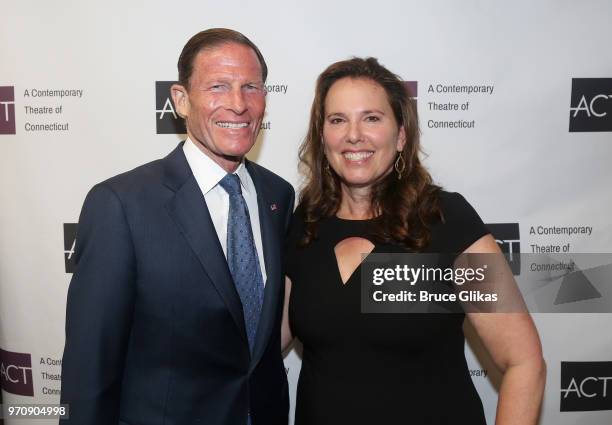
[1,1,611,424]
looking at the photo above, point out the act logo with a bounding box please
[0,86,16,135]
[569,78,612,132]
[155,81,186,134]
[403,81,417,112]
[403,81,418,99]
[64,223,78,273]
[0,349,34,396]
[561,361,612,411]
[485,223,520,275]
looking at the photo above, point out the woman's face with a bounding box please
[323,77,406,190]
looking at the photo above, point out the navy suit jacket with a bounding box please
[60,143,294,425]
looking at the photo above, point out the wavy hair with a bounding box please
[298,57,442,251]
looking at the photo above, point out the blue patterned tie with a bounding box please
[219,173,265,354]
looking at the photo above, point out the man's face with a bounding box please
[172,43,266,172]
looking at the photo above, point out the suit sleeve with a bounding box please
[60,183,136,424]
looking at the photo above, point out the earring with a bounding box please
[394,153,406,180]
[324,160,331,175]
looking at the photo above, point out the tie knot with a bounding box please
[219,173,242,196]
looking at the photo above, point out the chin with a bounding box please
[341,177,377,188]
[340,170,390,188]
[222,141,256,157]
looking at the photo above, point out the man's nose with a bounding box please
[228,88,247,114]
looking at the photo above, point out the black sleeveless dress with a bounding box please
[286,191,490,425]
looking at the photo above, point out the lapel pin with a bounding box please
[270,203,277,211]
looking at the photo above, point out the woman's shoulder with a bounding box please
[438,190,469,209]
[429,190,490,253]
[288,203,308,234]
[437,190,480,223]
[286,203,320,250]
[287,202,304,234]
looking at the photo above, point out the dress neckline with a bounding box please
[331,214,377,223]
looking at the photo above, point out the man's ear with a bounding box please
[171,84,189,118]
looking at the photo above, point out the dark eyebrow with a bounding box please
[325,110,386,118]
[325,112,346,118]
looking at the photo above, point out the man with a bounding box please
[60,28,293,425]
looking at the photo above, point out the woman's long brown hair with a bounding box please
[298,57,442,251]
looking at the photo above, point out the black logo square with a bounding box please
[155,81,186,134]
[486,223,521,275]
[403,81,418,98]
[64,223,77,273]
[0,86,16,135]
[0,349,34,396]
[561,361,612,411]
[569,78,612,132]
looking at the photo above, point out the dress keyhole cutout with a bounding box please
[333,237,375,285]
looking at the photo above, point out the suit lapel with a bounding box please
[247,161,282,371]
[163,144,247,342]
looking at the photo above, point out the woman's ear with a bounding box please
[397,125,407,151]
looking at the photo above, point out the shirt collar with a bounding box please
[183,137,252,195]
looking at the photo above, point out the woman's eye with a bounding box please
[366,115,380,122]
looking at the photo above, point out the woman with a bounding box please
[282,57,546,424]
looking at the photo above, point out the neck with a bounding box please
[337,184,374,220]
[188,135,242,173]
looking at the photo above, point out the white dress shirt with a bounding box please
[183,137,267,284]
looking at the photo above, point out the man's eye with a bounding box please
[244,85,265,95]
[365,115,380,122]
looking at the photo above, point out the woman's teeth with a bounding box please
[343,152,373,161]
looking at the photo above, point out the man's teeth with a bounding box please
[216,122,249,129]
[343,152,373,161]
